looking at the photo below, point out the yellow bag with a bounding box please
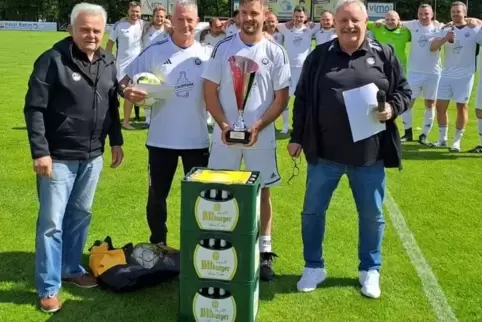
[89,237,127,277]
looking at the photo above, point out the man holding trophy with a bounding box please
[202,0,290,281]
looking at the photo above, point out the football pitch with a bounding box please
[0,30,481,322]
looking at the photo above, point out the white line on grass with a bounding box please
[385,191,458,322]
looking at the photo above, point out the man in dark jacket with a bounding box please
[24,3,124,313]
[287,0,411,299]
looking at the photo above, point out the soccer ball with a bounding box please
[131,243,160,269]
[132,72,162,108]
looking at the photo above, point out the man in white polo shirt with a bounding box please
[429,1,482,152]
[202,0,290,282]
[276,6,316,134]
[106,1,145,130]
[121,0,212,246]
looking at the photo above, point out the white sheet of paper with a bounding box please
[135,84,174,99]
[342,83,386,143]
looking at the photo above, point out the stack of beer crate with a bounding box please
[179,167,261,322]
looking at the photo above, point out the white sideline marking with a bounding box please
[385,191,458,322]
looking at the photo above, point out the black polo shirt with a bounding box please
[316,39,390,167]
[71,43,102,82]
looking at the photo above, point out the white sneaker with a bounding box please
[297,268,327,292]
[359,270,381,299]
[450,141,461,152]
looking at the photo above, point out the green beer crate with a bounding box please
[181,168,261,235]
[179,275,259,322]
[180,229,260,282]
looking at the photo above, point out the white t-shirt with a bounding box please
[203,32,226,47]
[225,24,240,37]
[194,22,210,42]
[272,31,284,45]
[109,20,145,71]
[434,26,482,79]
[126,38,212,149]
[312,26,337,46]
[142,25,169,48]
[403,20,442,75]
[201,34,291,149]
[277,23,316,67]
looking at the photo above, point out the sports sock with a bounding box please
[402,108,412,130]
[260,235,272,253]
[422,108,435,136]
[439,125,448,142]
[453,128,465,145]
[145,108,151,125]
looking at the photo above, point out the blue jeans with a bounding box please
[302,159,386,271]
[35,156,103,298]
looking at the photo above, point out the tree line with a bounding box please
[0,0,480,25]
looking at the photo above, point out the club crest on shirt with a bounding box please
[262,58,269,65]
[293,35,303,46]
[194,58,202,66]
[417,35,428,47]
[366,57,375,65]
[72,72,81,81]
[465,32,470,38]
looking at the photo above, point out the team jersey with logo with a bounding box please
[312,26,337,45]
[202,32,226,47]
[367,21,411,70]
[109,20,145,70]
[126,38,212,149]
[277,23,316,67]
[403,20,442,75]
[142,25,169,48]
[272,31,284,45]
[201,34,291,149]
[434,26,482,78]
[225,24,240,37]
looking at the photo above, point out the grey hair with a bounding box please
[172,0,198,17]
[334,0,368,15]
[70,3,107,25]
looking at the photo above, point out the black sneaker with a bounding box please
[260,252,278,281]
[400,128,413,142]
[418,134,429,145]
[467,145,482,153]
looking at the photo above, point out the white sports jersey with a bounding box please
[272,31,284,45]
[142,25,169,48]
[109,20,145,71]
[194,22,210,42]
[404,20,442,75]
[435,26,482,79]
[277,23,316,67]
[201,34,291,149]
[225,24,240,36]
[126,38,212,149]
[312,26,337,45]
[202,32,226,47]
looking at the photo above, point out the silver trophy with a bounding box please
[226,56,259,144]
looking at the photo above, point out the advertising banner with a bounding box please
[312,0,337,21]
[268,0,312,20]
[367,2,394,21]
[0,21,57,31]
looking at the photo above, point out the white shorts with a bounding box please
[208,145,281,188]
[437,75,475,104]
[407,72,440,100]
[476,81,482,110]
[290,67,302,97]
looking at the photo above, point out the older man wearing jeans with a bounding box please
[288,0,411,299]
[24,3,123,313]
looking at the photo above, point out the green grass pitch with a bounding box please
[0,30,481,321]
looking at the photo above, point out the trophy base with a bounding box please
[226,130,251,144]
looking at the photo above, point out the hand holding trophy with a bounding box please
[226,55,259,145]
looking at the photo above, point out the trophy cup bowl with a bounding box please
[226,56,259,144]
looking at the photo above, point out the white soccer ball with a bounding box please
[131,243,160,269]
[132,72,162,108]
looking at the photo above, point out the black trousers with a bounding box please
[134,106,140,119]
[146,146,209,244]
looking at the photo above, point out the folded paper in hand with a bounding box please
[342,83,386,143]
[135,84,174,100]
